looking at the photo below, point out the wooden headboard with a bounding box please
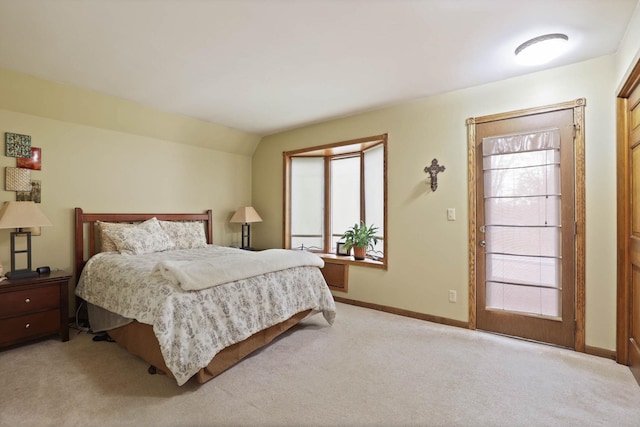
[74,207,213,277]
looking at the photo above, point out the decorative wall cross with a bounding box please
[424,158,445,192]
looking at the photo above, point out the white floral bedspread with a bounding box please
[76,245,336,385]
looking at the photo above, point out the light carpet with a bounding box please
[1,302,639,426]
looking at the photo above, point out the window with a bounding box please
[284,134,387,267]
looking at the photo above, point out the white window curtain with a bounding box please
[482,128,562,317]
[364,145,384,256]
[291,157,324,250]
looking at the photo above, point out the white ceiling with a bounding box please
[0,0,637,135]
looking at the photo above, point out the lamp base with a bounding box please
[241,223,252,250]
[6,269,38,280]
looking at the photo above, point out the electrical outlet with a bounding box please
[448,290,457,303]
[447,208,456,221]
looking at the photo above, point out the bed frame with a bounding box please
[74,208,214,276]
[74,207,310,384]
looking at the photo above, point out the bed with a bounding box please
[74,208,336,385]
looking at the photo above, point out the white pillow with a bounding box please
[104,217,175,255]
[159,220,208,249]
[97,221,136,252]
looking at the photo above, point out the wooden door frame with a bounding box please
[466,98,587,351]
[616,59,640,365]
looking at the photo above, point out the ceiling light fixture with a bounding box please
[515,33,569,66]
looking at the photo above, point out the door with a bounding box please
[619,71,640,383]
[474,109,576,348]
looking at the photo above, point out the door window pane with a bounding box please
[482,129,562,318]
[484,163,560,198]
[486,281,561,317]
[485,196,560,226]
[486,254,560,288]
[486,226,561,257]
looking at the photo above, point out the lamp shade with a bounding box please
[230,206,263,224]
[0,201,52,229]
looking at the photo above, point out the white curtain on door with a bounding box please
[482,128,562,318]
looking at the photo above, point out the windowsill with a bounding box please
[319,253,386,270]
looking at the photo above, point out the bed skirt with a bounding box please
[107,309,312,384]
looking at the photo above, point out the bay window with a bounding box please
[284,134,387,267]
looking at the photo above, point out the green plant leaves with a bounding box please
[341,221,378,251]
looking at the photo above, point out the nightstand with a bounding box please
[0,271,71,348]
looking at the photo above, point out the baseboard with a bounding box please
[585,345,616,360]
[332,296,469,329]
[333,297,618,361]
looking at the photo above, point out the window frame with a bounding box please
[283,134,388,269]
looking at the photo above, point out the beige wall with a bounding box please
[0,70,260,307]
[0,69,260,156]
[253,55,622,351]
[615,1,640,90]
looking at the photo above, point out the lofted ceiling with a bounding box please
[0,0,637,135]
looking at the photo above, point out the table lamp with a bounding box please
[0,201,52,279]
[230,206,262,250]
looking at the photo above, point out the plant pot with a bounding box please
[353,246,366,260]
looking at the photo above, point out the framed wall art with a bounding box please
[5,132,32,158]
[5,167,31,191]
[16,180,41,203]
[17,147,41,170]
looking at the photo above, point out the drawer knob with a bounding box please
[25,298,31,304]
[25,323,30,329]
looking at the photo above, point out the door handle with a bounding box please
[479,240,486,247]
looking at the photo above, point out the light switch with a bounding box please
[447,208,456,221]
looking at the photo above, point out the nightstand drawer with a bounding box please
[0,285,60,317]
[0,309,60,346]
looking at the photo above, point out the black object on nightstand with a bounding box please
[0,271,72,348]
[36,266,51,275]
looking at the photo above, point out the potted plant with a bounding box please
[341,222,379,260]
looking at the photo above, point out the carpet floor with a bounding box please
[1,302,639,426]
